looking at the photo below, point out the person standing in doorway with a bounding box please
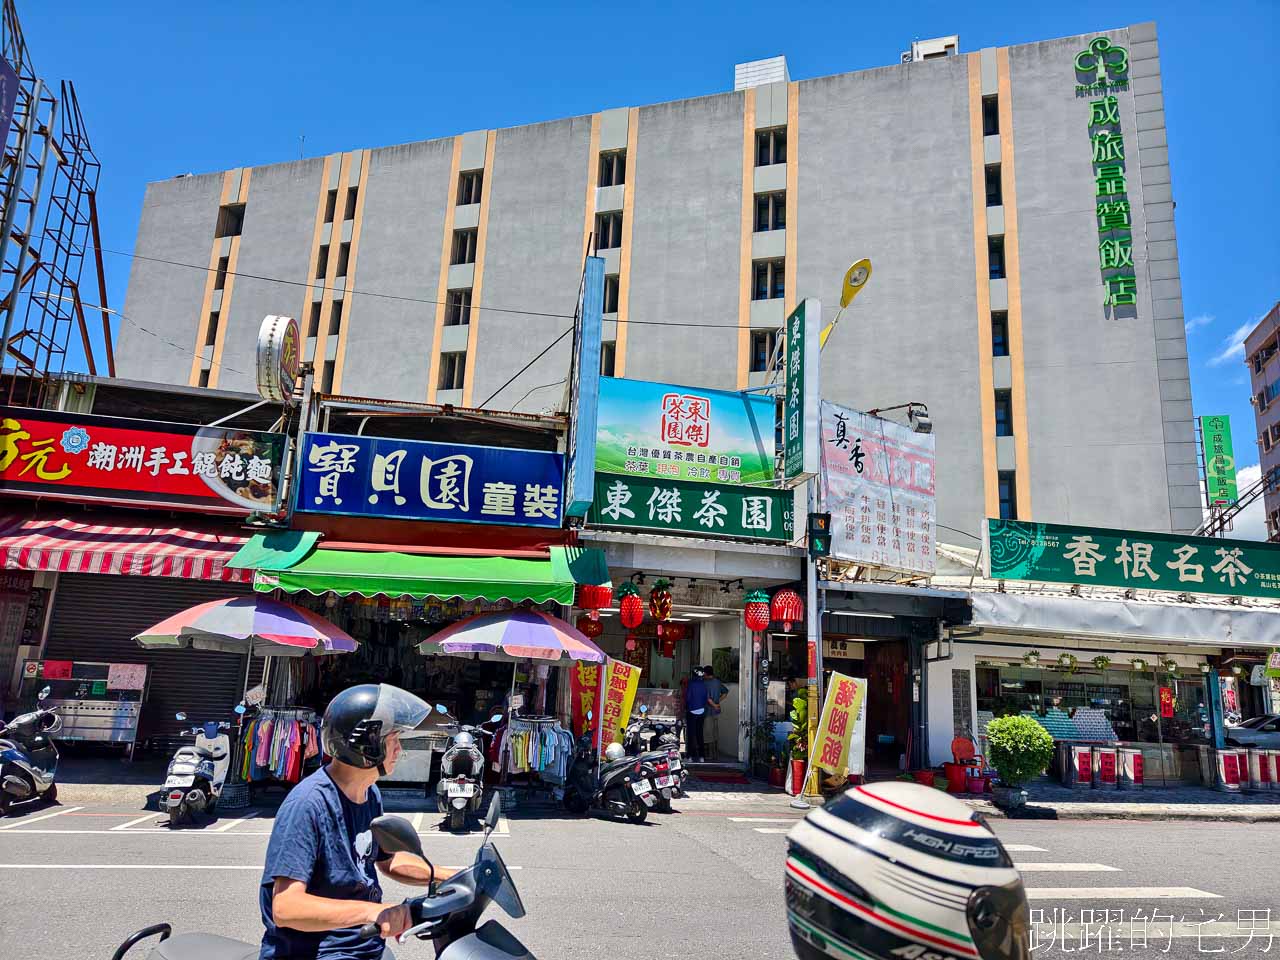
[701,665,727,763]
[685,668,710,763]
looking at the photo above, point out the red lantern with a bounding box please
[770,588,804,632]
[743,589,771,633]
[575,615,603,640]
[648,578,673,635]
[660,637,676,659]
[576,583,612,620]
[663,621,686,644]
[625,633,637,652]
[617,582,644,630]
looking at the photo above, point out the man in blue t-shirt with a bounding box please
[260,684,458,960]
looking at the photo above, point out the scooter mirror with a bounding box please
[175,712,187,721]
[490,714,504,724]
[435,703,449,714]
[370,815,425,859]
[234,703,247,715]
[37,686,50,702]
[640,704,648,715]
[484,794,501,832]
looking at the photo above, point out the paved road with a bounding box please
[1,797,1277,959]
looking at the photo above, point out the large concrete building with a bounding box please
[1244,300,1280,539]
[118,22,1198,541]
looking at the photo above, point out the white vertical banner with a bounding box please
[819,401,936,576]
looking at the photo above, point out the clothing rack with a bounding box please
[238,705,321,786]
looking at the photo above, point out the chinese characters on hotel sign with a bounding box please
[0,407,284,515]
[1199,415,1238,505]
[1075,37,1137,312]
[987,518,1280,600]
[783,299,820,480]
[819,402,936,576]
[588,474,792,543]
[296,432,564,528]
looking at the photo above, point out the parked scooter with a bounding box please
[162,711,231,828]
[623,703,685,812]
[0,685,60,816]
[436,708,504,831]
[563,713,660,823]
[111,796,533,960]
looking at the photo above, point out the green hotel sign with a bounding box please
[589,474,793,543]
[1199,415,1238,505]
[988,518,1280,600]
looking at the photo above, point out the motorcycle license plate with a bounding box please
[447,782,475,798]
[165,775,194,788]
[630,781,649,795]
[655,775,675,788]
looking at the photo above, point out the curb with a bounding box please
[966,800,1280,823]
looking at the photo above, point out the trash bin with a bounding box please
[1215,748,1243,792]
[1092,745,1119,790]
[1118,747,1144,789]
[1069,744,1093,789]
[1248,749,1272,791]
[942,761,971,793]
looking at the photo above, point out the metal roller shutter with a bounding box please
[43,574,253,744]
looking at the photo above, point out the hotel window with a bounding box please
[315,245,329,280]
[320,360,335,394]
[991,312,1009,357]
[601,341,617,377]
[755,192,786,232]
[328,300,343,337]
[335,242,350,278]
[204,312,219,347]
[214,256,229,291]
[323,189,337,224]
[445,289,472,327]
[214,203,244,238]
[439,352,466,391]
[344,186,359,221]
[451,229,478,265]
[198,368,210,389]
[598,151,626,188]
[602,275,620,314]
[457,170,483,206]
[307,301,321,338]
[988,236,1006,280]
[998,471,1018,520]
[750,330,777,373]
[994,391,1013,437]
[756,127,786,166]
[752,259,785,301]
[982,95,999,136]
[595,212,623,250]
[985,165,1002,207]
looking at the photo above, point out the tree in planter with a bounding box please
[985,715,1054,802]
[787,697,809,762]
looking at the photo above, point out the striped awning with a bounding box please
[0,514,252,583]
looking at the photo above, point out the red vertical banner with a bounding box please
[1158,687,1174,718]
[569,661,601,739]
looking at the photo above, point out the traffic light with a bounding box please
[807,512,832,560]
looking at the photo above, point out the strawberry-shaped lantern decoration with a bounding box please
[743,589,771,633]
[770,588,804,632]
[575,583,613,621]
[648,578,673,636]
[617,582,644,630]
[625,633,637,652]
[575,615,604,640]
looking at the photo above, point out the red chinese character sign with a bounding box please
[0,407,285,515]
[1158,686,1174,719]
[812,672,868,777]
[569,661,601,738]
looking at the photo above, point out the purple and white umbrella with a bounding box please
[417,610,605,663]
[135,596,357,657]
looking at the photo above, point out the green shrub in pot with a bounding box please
[985,714,1055,789]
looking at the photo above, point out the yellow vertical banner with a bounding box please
[599,657,642,748]
[812,672,867,777]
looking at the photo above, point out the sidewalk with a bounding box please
[968,781,1280,822]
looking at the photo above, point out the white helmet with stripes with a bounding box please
[785,782,1028,960]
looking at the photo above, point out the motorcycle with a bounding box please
[162,711,231,828]
[622,703,685,813]
[0,685,60,816]
[111,795,533,960]
[562,716,660,824]
[436,710,504,831]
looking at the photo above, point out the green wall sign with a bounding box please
[1074,36,1129,95]
[589,474,793,542]
[1199,415,1238,505]
[988,518,1280,600]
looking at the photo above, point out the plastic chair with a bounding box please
[951,734,986,773]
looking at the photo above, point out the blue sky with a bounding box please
[21,1,1280,498]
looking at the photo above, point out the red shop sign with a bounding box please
[1158,686,1174,719]
[1098,751,1117,783]
[0,407,285,515]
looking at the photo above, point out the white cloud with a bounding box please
[1207,320,1256,367]
[1185,314,1214,334]
[1226,463,1268,541]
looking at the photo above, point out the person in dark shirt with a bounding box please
[685,668,711,763]
[260,683,459,960]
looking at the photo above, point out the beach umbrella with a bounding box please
[416,609,605,663]
[135,596,357,657]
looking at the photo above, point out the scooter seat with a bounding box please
[189,746,226,761]
[146,932,257,960]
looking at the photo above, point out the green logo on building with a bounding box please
[1075,37,1129,83]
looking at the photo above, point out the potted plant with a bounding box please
[1092,655,1111,671]
[787,697,809,796]
[985,714,1055,809]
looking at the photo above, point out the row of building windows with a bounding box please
[323,186,360,225]
[1259,423,1280,453]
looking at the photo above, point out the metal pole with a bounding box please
[792,478,824,809]
[0,80,46,363]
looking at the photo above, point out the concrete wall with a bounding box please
[118,172,224,385]
[796,54,985,541]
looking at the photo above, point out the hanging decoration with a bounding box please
[1057,652,1078,673]
[1130,657,1148,672]
[575,615,604,641]
[1163,657,1180,674]
[617,582,644,630]
[770,588,804,632]
[1091,655,1111,671]
[1022,650,1041,667]
[575,583,613,621]
[659,620,686,658]
[744,590,771,633]
[625,633,637,652]
[648,578,673,635]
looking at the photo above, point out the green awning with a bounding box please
[238,537,609,606]
[227,530,320,571]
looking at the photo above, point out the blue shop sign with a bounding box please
[296,432,565,528]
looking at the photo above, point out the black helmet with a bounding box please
[785,782,1028,960]
[322,683,432,772]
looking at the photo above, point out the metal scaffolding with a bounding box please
[0,0,110,408]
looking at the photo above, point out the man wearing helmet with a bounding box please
[259,683,459,959]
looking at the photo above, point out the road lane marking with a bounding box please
[0,806,82,829]
[1026,887,1220,900]
[1014,863,1121,873]
[212,811,258,833]
[411,812,423,831]
[1003,844,1047,852]
[729,817,800,823]
[111,813,162,831]
[0,863,522,870]
[754,828,791,834]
